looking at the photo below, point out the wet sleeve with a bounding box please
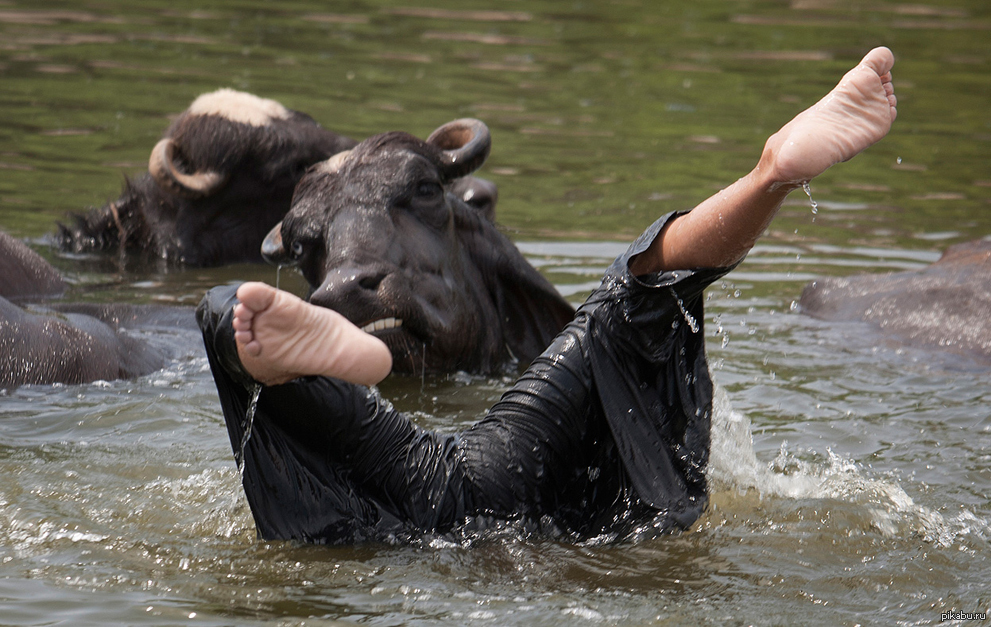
[457,213,739,529]
[582,212,738,525]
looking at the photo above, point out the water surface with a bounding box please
[1,1,989,625]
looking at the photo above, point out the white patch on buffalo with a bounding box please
[187,88,290,127]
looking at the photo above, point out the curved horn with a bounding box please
[312,149,352,175]
[148,138,227,198]
[260,221,292,266]
[425,119,491,182]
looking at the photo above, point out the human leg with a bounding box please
[632,47,897,274]
[232,281,392,387]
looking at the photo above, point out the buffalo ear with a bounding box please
[426,119,491,182]
[457,212,575,367]
[495,266,575,367]
[447,176,498,222]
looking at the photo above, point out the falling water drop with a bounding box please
[802,181,818,217]
[275,265,282,290]
[238,383,263,479]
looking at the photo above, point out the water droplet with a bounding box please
[238,383,263,479]
[802,181,818,216]
[670,288,699,333]
[896,157,902,165]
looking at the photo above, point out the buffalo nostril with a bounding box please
[314,267,391,309]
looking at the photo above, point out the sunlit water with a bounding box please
[1,1,990,625]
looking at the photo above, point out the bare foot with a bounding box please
[232,282,393,387]
[762,46,898,186]
[642,47,898,273]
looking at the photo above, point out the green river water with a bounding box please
[0,1,989,625]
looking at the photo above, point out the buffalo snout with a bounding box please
[309,265,392,313]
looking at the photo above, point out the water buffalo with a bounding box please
[56,89,357,267]
[0,230,66,301]
[261,118,576,375]
[0,230,195,389]
[54,90,500,269]
[799,239,991,360]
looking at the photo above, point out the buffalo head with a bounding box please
[262,119,575,375]
[56,89,356,267]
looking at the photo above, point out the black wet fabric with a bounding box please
[196,212,735,544]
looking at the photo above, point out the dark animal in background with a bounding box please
[0,231,191,389]
[261,118,575,375]
[54,90,501,269]
[0,230,66,301]
[799,238,991,361]
[56,89,357,267]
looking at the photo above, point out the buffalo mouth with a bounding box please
[355,314,438,373]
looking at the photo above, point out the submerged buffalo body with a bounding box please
[56,89,357,267]
[799,239,991,360]
[0,231,195,389]
[0,231,65,301]
[263,118,575,374]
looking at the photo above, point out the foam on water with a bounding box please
[706,381,988,547]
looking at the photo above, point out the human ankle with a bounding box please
[753,145,805,194]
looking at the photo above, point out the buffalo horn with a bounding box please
[149,138,227,198]
[314,149,352,175]
[426,119,491,182]
[261,222,291,266]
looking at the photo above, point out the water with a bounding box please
[237,383,263,478]
[671,287,700,334]
[803,181,818,217]
[2,1,991,625]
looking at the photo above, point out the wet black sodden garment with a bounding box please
[196,212,735,544]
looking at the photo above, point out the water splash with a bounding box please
[237,383,263,479]
[670,288,699,333]
[706,382,967,547]
[802,181,818,218]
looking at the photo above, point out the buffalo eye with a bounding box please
[414,181,443,203]
[290,240,305,260]
[407,180,449,229]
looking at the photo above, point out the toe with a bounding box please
[235,282,277,314]
[860,46,894,76]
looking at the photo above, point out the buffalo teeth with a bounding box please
[361,318,403,333]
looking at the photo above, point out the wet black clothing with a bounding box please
[196,213,735,544]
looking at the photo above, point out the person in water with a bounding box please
[197,47,898,543]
